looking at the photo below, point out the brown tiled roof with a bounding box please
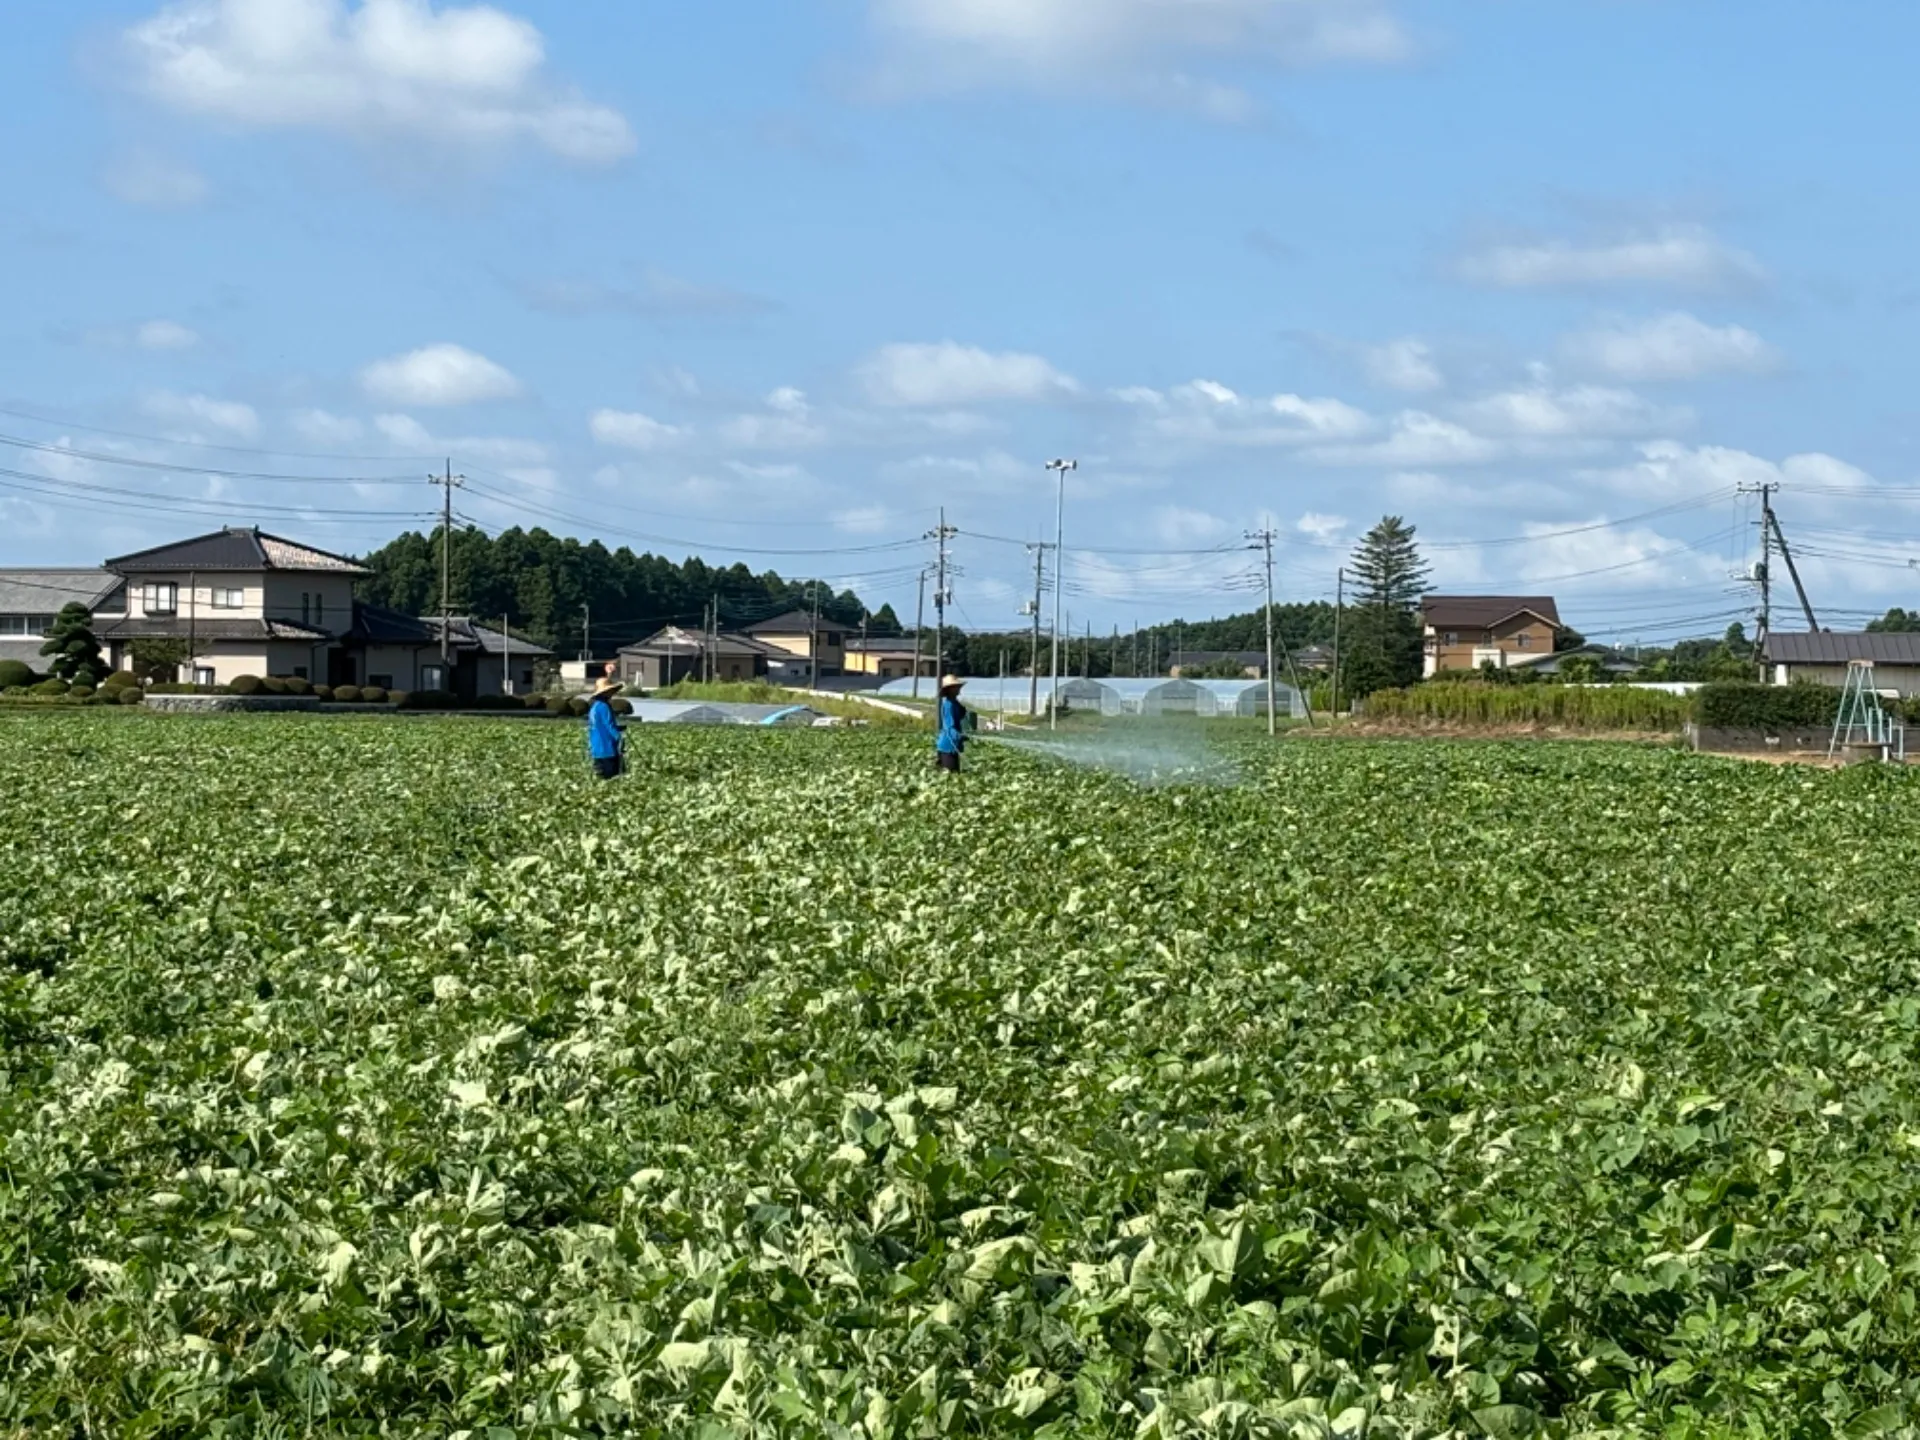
[1422,595,1562,629]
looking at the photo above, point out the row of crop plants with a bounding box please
[1360,679,1920,733]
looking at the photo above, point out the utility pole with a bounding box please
[1331,567,1345,718]
[500,613,510,695]
[928,510,957,683]
[1249,527,1280,736]
[1024,543,1046,718]
[1743,482,1776,682]
[809,582,822,690]
[912,568,928,701]
[1767,507,1820,633]
[429,459,464,686]
[1045,459,1076,730]
[187,568,198,687]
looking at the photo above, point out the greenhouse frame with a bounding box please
[1191,678,1310,719]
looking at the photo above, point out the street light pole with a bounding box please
[1045,459,1076,730]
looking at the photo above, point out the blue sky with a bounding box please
[3,0,1918,645]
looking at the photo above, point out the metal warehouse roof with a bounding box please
[1763,632,1920,665]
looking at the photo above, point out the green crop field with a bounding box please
[6,715,1920,1437]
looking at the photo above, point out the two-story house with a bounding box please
[743,609,850,679]
[1421,595,1563,677]
[100,528,366,686]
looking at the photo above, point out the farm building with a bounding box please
[1191,678,1309,719]
[1762,632,1920,697]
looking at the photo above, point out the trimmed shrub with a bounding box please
[68,685,95,701]
[281,676,311,696]
[611,697,633,716]
[360,686,388,705]
[312,685,332,702]
[229,675,264,696]
[0,660,37,689]
[545,694,572,716]
[567,697,589,718]
[30,678,69,697]
[116,687,144,706]
[1694,682,1840,731]
[332,685,362,703]
[4,686,28,698]
[524,695,549,711]
[260,677,290,696]
[101,671,139,692]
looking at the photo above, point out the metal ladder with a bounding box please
[1829,660,1905,762]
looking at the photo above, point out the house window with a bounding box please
[192,666,215,687]
[301,593,311,625]
[369,673,394,690]
[0,615,55,636]
[315,595,325,626]
[1443,631,1457,646]
[210,588,243,609]
[142,582,178,615]
[1517,634,1532,649]
[518,668,534,686]
[421,665,445,692]
[292,666,308,680]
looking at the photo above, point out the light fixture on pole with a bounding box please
[1044,458,1076,730]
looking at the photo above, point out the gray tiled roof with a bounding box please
[0,569,122,614]
[1764,631,1920,665]
[106,527,369,575]
[97,617,333,642]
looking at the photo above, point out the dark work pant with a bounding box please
[594,755,624,781]
[936,750,960,773]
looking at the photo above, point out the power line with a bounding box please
[0,431,422,485]
[0,402,443,464]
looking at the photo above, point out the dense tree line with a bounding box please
[357,526,895,654]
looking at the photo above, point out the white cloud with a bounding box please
[1513,521,1692,588]
[289,408,365,445]
[718,389,828,450]
[1561,311,1780,382]
[135,320,201,350]
[103,152,210,208]
[860,341,1079,407]
[1363,337,1443,393]
[1457,383,1685,439]
[1296,511,1347,542]
[1307,411,1500,467]
[1152,505,1230,546]
[360,343,520,406]
[1457,225,1768,292]
[525,270,774,319]
[834,505,892,535]
[1127,379,1372,446]
[123,0,635,164]
[1592,440,1876,501]
[373,411,545,465]
[589,409,685,451]
[140,389,260,438]
[870,0,1410,115]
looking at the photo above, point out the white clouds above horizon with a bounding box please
[140,389,259,438]
[1456,382,1687,440]
[122,0,635,164]
[868,0,1410,117]
[136,320,201,351]
[589,409,685,452]
[360,343,520,406]
[1363,337,1443,393]
[1561,312,1780,382]
[1457,225,1768,293]
[860,342,1079,407]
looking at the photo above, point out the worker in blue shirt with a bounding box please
[935,675,968,773]
[586,667,625,780]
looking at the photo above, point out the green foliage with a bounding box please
[38,603,108,686]
[128,637,192,682]
[0,659,36,688]
[115,686,144,706]
[544,694,572,715]
[281,676,311,696]
[67,685,94,701]
[360,685,389,705]
[228,674,264,696]
[6,724,1920,1433]
[331,684,362,703]
[1867,608,1920,633]
[1365,681,1691,730]
[1695,681,1843,731]
[261,676,290,695]
[356,524,875,651]
[566,696,589,717]
[29,678,69,697]
[312,684,333,702]
[100,670,139,692]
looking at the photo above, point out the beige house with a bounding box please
[843,636,932,680]
[744,608,849,678]
[1422,595,1563,677]
[101,528,365,686]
